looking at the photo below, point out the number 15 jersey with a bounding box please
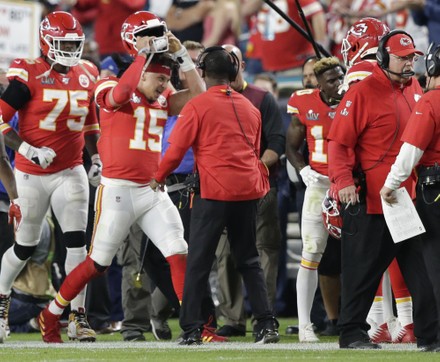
[95,77,172,184]
[287,88,337,176]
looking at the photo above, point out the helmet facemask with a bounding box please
[43,33,85,67]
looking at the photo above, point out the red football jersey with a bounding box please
[346,59,376,85]
[402,88,440,167]
[255,0,323,71]
[5,57,99,175]
[95,77,172,184]
[287,88,336,175]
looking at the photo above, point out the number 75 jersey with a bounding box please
[95,77,172,184]
[287,88,337,176]
[5,57,100,175]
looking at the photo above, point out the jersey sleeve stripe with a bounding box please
[83,124,100,133]
[0,121,12,134]
[347,71,372,84]
[7,68,29,82]
[95,80,118,99]
[287,105,299,114]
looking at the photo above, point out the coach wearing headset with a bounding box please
[380,43,440,352]
[150,46,280,345]
[327,30,438,349]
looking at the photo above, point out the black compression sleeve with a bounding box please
[1,79,31,110]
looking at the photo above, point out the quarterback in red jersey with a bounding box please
[37,11,204,343]
[0,11,100,343]
[286,57,344,342]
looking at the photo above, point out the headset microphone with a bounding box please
[384,68,415,78]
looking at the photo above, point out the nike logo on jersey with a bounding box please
[415,111,423,115]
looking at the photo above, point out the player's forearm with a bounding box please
[384,142,423,190]
[3,128,23,151]
[0,157,18,200]
[261,149,278,168]
[85,133,100,159]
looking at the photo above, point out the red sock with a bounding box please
[389,258,410,299]
[166,254,187,302]
[58,256,104,304]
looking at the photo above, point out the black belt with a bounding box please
[165,173,191,187]
[418,165,440,186]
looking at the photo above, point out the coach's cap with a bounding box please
[386,34,424,57]
[100,56,120,75]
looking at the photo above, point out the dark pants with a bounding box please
[339,202,437,347]
[180,196,272,335]
[417,182,440,342]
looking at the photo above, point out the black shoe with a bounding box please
[254,317,280,344]
[150,318,172,341]
[285,325,299,335]
[320,320,340,336]
[340,340,381,349]
[178,329,203,345]
[216,325,246,337]
[421,342,440,352]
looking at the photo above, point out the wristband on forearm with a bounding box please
[172,47,195,72]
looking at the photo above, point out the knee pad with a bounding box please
[63,231,86,248]
[13,243,37,261]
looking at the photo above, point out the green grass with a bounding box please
[0,318,434,361]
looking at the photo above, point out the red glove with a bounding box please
[9,199,22,232]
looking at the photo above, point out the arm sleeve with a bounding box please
[328,141,355,190]
[0,79,31,118]
[111,56,146,105]
[155,144,188,183]
[260,93,285,156]
[384,143,424,190]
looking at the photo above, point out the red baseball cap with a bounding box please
[385,33,424,57]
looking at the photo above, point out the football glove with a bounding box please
[9,199,22,232]
[18,141,56,169]
[88,154,102,187]
[299,165,324,187]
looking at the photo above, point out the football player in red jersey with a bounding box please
[286,57,344,342]
[340,17,390,88]
[0,11,100,343]
[340,18,416,344]
[37,11,204,343]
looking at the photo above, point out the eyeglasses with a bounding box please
[390,54,419,63]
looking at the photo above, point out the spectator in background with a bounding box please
[242,0,327,73]
[202,0,241,47]
[166,0,215,43]
[71,0,147,59]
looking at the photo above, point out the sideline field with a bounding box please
[0,318,435,361]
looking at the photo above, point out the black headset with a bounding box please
[426,42,440,77]
[197,46,240,82]
[376,29,415,69]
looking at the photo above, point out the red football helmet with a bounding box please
[39,11,85,67]
[121,11,168,57]
[341,17,390,67]
[322,190,343,240]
